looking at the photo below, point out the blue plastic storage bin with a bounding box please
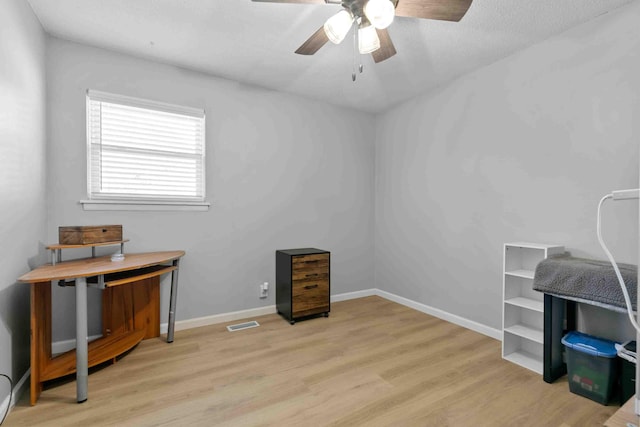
[561,331,619,405]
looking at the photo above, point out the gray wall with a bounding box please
[46,38,376,341]
[0,0,47,394]
[374,2,640,337]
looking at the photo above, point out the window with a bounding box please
[84,90,207,210]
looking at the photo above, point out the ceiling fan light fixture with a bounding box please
[324,9,354,44]
[363,0,395,30]
[358,21,380,54]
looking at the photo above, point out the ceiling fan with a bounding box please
[252,0,473,66]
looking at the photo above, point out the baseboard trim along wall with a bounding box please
[374,290,502,340]
[50,289,501,353]
[330,289,378,302]
[0,393,7,423]
[157,289,380,334]
[155,288,501,340]
[1,368,29,416]
[159,305,277,335]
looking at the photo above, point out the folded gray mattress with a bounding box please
[533,254,638,312]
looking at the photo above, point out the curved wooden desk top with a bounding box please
[18,251,185,283]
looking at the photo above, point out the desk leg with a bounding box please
[75,277,88,403]
[167,259,180,343]
[30,282,51,406]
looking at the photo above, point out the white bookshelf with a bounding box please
[502,242,564,374]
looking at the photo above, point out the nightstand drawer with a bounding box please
[292,268,329,282]
[292,279,329,295]
[292,254,329,271]
[292,280,329,317]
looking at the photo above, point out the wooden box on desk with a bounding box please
[58,225,123,245]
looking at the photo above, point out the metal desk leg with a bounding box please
[167,259,180,343]
[75,277,88,403]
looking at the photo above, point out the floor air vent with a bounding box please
[227,320,260,332]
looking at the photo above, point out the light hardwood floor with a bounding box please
[6,296,620,426]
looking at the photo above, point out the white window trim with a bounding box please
[80,199,210,212]
[84,90,208,211]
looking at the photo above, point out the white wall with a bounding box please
[0,0,47,396]
[46,38,376,341]
[374,2,640,337]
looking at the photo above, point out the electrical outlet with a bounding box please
[259,282,269,298]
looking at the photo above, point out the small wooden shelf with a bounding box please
[46,239,130,250]
[41,329,146,381]
[46,239,130,265]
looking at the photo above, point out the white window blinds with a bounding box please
[87,90,205,202]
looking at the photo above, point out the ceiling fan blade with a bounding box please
[371,29,396,63]
[394,0,473,22]
[295,26,330,55]
[252,0,326,3]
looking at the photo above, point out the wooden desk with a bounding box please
[18,251,185,405]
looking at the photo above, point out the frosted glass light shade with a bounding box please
[324,9,354,44]
[358,24,380,54]
[364,0,395,29]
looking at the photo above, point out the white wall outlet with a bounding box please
[259,282,269,298]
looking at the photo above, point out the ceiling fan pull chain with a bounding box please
[352,22,357,81]
[356,20,363,76]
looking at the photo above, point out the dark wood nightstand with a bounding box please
[276,248,330,324]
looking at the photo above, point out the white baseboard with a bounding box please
[157,290,373,334]
[51,289,500,351]
[375,289,502,340]
[159,305,277,334]
[331,289,377,302]
[0,368,30,419]
[0,393,8,422]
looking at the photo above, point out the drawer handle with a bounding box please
[304,260,318,264]
[304,284,319,290]
[102,229,108,233]
[305,273,319,277]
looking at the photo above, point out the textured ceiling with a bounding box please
[27,0,634,113]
